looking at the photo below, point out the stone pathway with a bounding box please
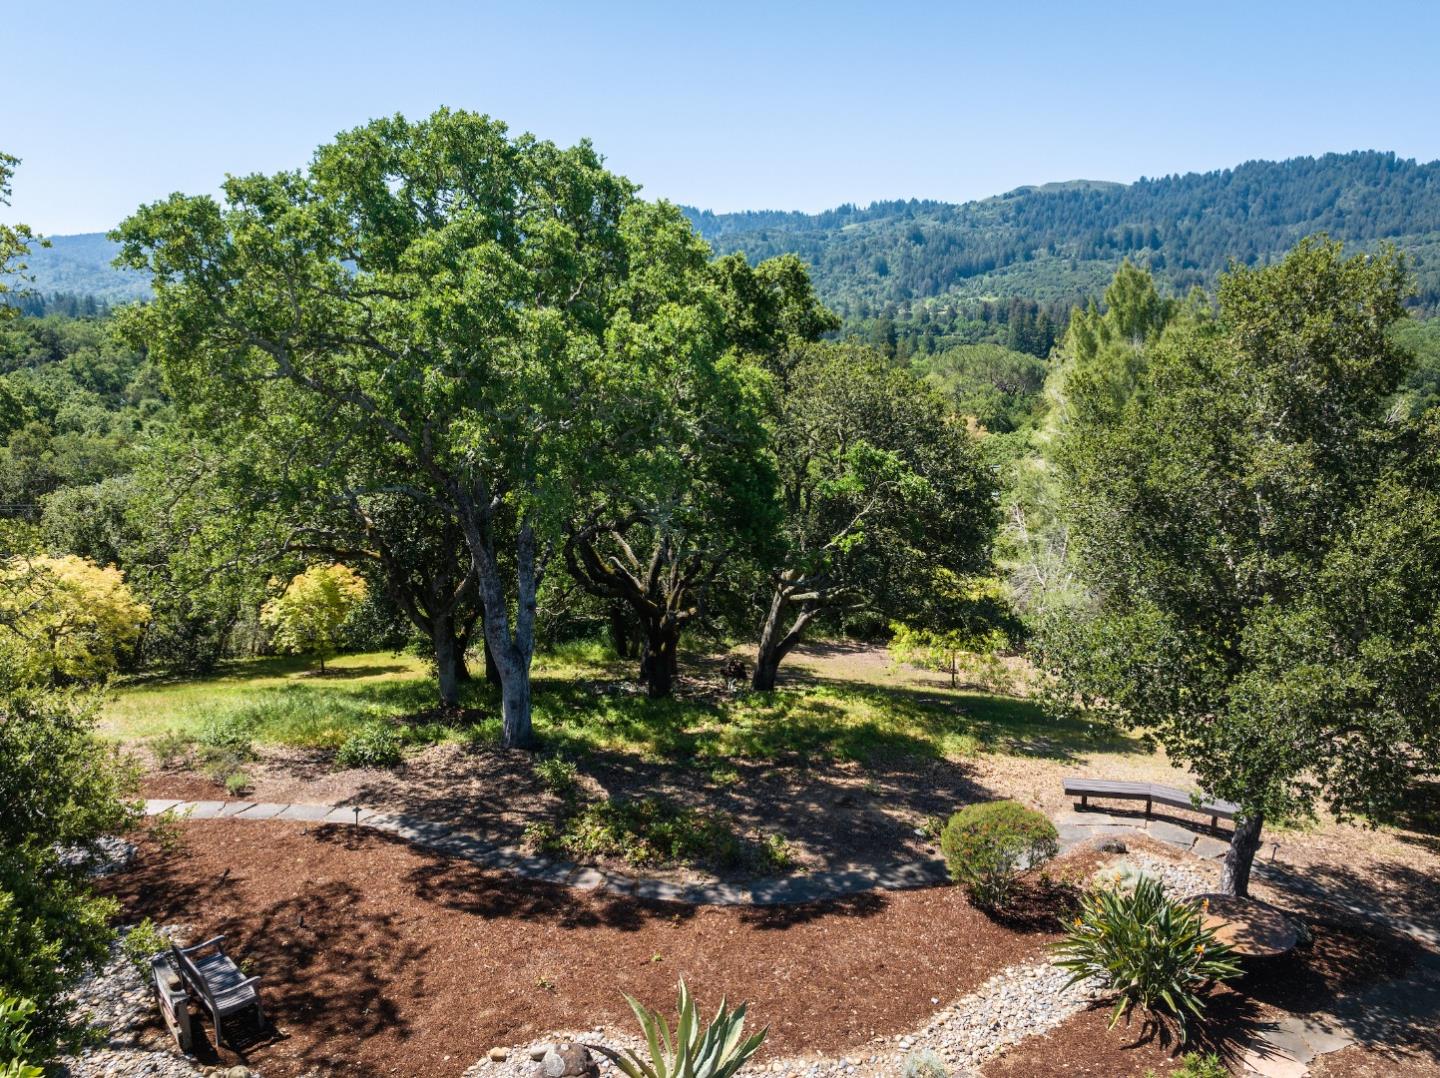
[143,799,950,906]
[1053,805,1233,861]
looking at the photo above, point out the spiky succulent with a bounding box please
[590,980,766,1078]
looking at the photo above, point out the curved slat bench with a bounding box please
[1063,777,1238,831]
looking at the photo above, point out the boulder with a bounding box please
[538,1041,599,1078]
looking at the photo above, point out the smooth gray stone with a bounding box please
[528,860,578,886]
[569,867,606,891]
[184,801,228,819]
[1145,820,1201,849]
[749,876,824,905]
[232,802,287,820]
[276,803,333,822]
[631,878,685,902]
[1192,835,1231,859]
[216,801,259,817]
[144,799,182,815]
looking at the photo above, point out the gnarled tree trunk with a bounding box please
[752,584,819,691]
[1220,812,1264,897]
[639,623,680,698]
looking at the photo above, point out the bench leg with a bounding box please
[1080,794,1088,809]
[1145,797,1152,817]
[1211,815,1218,831]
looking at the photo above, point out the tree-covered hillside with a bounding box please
[14,151,1440,340]
[686,152,1440,318]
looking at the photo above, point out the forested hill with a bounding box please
[684,151,1440,318]
[14,151,1440,323]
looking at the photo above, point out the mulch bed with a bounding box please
[979,920,1421,1077]
[105,819,1063,1077]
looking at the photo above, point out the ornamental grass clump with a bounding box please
[590,979,766,1078]
[1054,877,1241,1038]
[939,800,1058,910]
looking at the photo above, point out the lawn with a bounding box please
[103,640,1137,768]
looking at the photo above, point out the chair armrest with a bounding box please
[178,935,226,954]
[237,975,262,992]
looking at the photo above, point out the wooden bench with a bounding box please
[1063,777,1239,831]
[170,936,263,1048]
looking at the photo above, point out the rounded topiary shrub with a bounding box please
[939,800,1059,909]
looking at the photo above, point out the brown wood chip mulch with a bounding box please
[104,820,1063,1077]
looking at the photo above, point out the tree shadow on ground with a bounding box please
[103,841,421,1073]
[399,847,700,934]
[736,892,889,929]
[1256,856,1440,945]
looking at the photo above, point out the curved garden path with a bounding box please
[144,795,1238,905]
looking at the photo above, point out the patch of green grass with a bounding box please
[103,643,1140,773]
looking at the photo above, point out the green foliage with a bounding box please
[119,919,169,979]
[889,574,1018,691]
[146,729,193,769]
[1054,879,1241,1038]
[1043,239,1440,892]
[591,979,766,1078]
[1155,1053,1229,1078]
[529,795,791,874]
[0,678,137,1055]
[0,554,149,684]
[939,800,1058,909]
[0,992,44,1078]
[334,722,404,769]
[754,342,998,689]
[916,342,1048,433]
[902,1050,949,1078]
[534,755,579,801]
[261,564,367,673]
[146,807,189,855]
[689,152,1440,322]
[224,771,251,796]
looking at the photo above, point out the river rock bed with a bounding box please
[464,959,1104,1078]
[52,924,213,1078]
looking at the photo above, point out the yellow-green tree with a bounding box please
[0,555,150,683]
[261,564,366,672]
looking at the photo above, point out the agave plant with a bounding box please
[1053,876,1241,1038]
[590,980,767,1078]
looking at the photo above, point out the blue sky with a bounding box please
[8,0,1440,234]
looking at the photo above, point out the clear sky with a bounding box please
[8,0,1440,234]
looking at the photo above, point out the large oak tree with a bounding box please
[115,109,726,747]
[1047,241,1440,896]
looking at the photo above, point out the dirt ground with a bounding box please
[107,820,1072,1077]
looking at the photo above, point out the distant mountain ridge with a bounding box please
[682,151,1440,317]
[13,151,1440,315]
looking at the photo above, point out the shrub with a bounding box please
[1054,878,1241,1038]
[1155,1054,1229,1078]
[535,755,579,801]
[940,801,1058,909]
[119,919,169,978]
[902,1049,948,1078]
[196,711,258,758]
[0,993,43,1078]
[147,729,194,770]
[590,979,765,1078]
[537,797,746,869]
[224,771,251,797]
[335,722,403,768]
[0,682,134,1056]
